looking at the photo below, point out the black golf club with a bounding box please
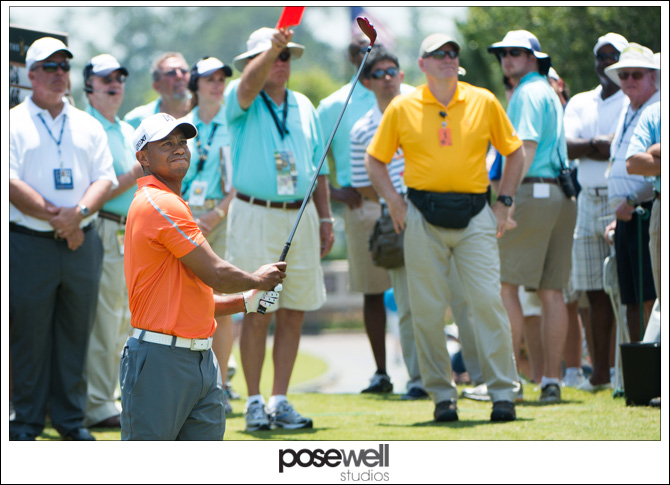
[258,17,378,313]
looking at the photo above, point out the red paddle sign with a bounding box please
[276,6,305,29]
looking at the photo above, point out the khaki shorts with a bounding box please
[498,183,577,290]
[343,199,391,294]
[225,197,326,312]
[191,205,227,258]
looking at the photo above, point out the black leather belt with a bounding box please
[522,177,558,185]
[99,210,127,225]
[9,222,93,240]
[236,192,307,210]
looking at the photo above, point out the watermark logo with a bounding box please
[279,444,390,481]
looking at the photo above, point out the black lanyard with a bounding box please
[260,90,289,139]
[38,113,67,165]
[195,123,219,173]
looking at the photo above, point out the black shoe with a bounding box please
[649,396,660,407]
[90,415,121,428]
[10,432,36,441]
[64,428,96,441]
[434,399,458,422]
[491,400,516,422]
[361,372,393,393]
[400,387,430,400]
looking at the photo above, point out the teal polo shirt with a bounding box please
[123,98,162,129]
[85,105,136,216]
[225,79,327,201]
[181,106,231,200]
[505,72,567,178]
[626,102,661,193]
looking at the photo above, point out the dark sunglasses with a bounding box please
[497,48,527,58]
[349,46,367,57]
[278,50,291,62]
[595,52,620,62]
[162,68,188,77]
[37,61,71,73]
[424,50,459,60]
[618,70,646,81]
[370,67,399,79]
[101,74,127,84]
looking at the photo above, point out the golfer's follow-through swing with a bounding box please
[259,17,377,313]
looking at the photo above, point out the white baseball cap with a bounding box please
[604,43,660,88]
[25,37,73,71]
[233,27,304,72]
[133,113,197,152]
[593,33,629,55]
[193,57,232,78]
[86,54,129,78]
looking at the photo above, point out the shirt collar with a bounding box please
[85,104,120,129]
[419,82,466,108]
[137,174,171,193]
[193,105,226,126]
[27,96,70,120]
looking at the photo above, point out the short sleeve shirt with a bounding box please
[124,175,215,339]
[367,83,521,193]
[626,102,661,193]
[123,98,162,129]
[225,79,327,201]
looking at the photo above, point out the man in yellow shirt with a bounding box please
[365,33,525,423]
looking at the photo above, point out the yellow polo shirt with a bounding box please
[367,83,522,193]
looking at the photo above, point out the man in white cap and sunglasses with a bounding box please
[124,51,191,128]
[562,33,629,393]
[489,30,577,404]
[225,27,333,431]
[9,37,117,440]
[121,113,285,440]
[603,43,659,345]
[366,33,524,423]
[82,53,144,429]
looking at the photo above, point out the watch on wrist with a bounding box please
[497,195,514,207]
[78,204,91,217]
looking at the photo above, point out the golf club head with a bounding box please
[356,17,377,46]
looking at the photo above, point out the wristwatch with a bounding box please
[77,204,91,217]
[496,195,514,207]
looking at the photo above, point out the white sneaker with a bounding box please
[462,383,523,402]
[577,379,612,392]
[244,400,271,431]
[270,401,313,430]
[562,369,587,388]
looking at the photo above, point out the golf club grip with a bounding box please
[257,243,291,314]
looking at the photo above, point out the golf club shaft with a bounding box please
[258,45,374,314]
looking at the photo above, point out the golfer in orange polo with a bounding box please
[121,113,286,440]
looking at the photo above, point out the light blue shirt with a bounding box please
[85,105,136,216]
[505,71,567,178]
[225,79,327,201]
[180,106,231,200]
[626,102,661,193]
[123,98,162,129]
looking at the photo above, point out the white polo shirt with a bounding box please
[563,86,626,188]
[10,97,117,231]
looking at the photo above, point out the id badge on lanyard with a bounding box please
[275,150,298,196]
[54,168,74,189]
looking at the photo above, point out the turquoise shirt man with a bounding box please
[86,104,136,215]
[505,71,567,177]
[225,79,327,201]
[123,98,161,129]
[626,102,660,193]
[181,105,231,200]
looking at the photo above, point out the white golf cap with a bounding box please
[419,33,460,58]
[548,67,560,81]
[233,27,304,72]
[193,57,232,78]
[25,37,73,71]
[593,32,629,55]
[86,54,129,78]
[604,43,660,88]
[133,113,197,152]
[488,30,550,59]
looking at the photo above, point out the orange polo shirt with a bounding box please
[367,83,522,193]
[124,175,216,339]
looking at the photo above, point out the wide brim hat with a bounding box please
[233,27,304,72]
[133,113,197,152]
[604,43,660,88]
[25,37,73,71]
[488,30,552,75]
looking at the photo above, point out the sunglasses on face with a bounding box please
[162,68,188,77]
[497,48,527,58]
[370,67,399,79]
[278,50,291,62]
[349,46,367,57]
[37,61,71,73]
[101,74,127,84]
[618,70,646,81]
[595,52,620,62]
[424,50,459,60]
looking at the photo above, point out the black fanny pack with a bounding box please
[407,188,488,229]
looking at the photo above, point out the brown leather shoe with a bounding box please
[90,415,121,428]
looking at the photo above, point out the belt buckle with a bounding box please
[54,231,63,241]
[190,338,211,351]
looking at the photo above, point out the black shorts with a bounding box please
[614,200,656,305]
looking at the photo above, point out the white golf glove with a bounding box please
[243,285,282,314]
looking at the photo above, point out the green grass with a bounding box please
[34,349,660,441]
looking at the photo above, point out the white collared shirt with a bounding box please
[10,97,117,231]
